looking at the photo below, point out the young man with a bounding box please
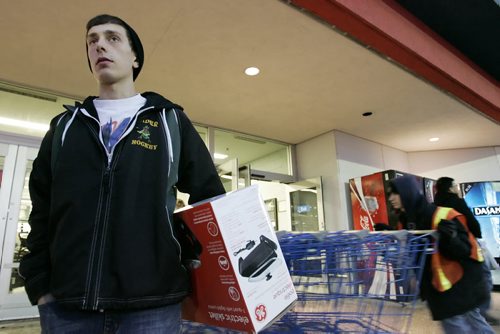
[19,14,225,333]
[387,175,494,334]
[434,176,499,326]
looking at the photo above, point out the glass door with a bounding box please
[288,178,325,232]
[0,145,39,320]
[237,165,251,189]
[0,144,17,262]
[217,158,239,192]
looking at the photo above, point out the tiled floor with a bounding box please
[0,293,499,333]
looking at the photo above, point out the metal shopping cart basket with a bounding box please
[262,230,431,334]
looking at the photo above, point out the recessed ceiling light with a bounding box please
[244,67,260,76]
[429,137,440,142]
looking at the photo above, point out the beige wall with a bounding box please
[409,147,500,183]
[295,131,341,230]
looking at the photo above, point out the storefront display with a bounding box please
[349,170,432,231]
[462,181,500,259]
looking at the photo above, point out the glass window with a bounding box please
[214,129,291,175]
[290,188,319,232]
[0,86,76,138]
[194,124,208,145]
[0,83,294,179]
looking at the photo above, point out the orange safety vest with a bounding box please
[431,207,484,292]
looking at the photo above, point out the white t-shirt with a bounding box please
[93,94,147,152]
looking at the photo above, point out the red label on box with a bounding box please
[177,203,253,332]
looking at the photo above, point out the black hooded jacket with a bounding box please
[19,92,225,311]
[434,191,482,238]
[390,176,487,320]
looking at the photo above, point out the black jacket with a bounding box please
[19,92,225,311]
[391,176,487,320]
[434,191,482,238]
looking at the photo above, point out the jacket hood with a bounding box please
[434,191,459,206]
[390,175,427,220]
[141,92,184,111]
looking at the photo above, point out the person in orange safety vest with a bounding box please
[387,175,493,334]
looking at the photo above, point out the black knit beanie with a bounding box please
[86,14,144,81]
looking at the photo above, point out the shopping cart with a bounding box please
[262,230,431,334]
[181,230,431,333]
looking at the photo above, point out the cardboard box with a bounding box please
[174,185,297,333]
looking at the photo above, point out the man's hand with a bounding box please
[37,294,55,305]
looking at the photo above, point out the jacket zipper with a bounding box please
[79,106,155,310]
[77,109,109,310]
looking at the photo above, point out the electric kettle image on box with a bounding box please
[238,235,282,282]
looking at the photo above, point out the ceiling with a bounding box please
[0,0,499,154]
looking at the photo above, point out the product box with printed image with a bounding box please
[174,185,297,333]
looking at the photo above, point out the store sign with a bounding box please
[473,206,500,216]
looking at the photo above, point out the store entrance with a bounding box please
[211,162,325,232]
[0,143,38,320]
[251,176,325,232]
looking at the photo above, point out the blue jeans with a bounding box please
[441,308,495,334]
[479,261,493,314]
[38,302,182,334]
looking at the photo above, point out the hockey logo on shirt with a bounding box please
[137,125,151,142]
[131,120,158,150]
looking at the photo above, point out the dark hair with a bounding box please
[85,14,144,81]
[436,177,454,194]
[387,182,399,195]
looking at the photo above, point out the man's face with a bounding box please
[86,23,138,85]
[388,192,405,211]
[450,182,462,198]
